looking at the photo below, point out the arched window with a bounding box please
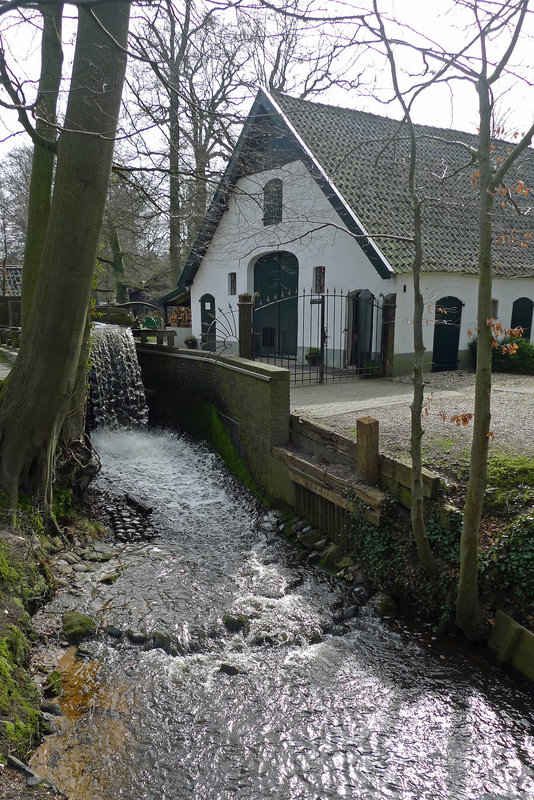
[263,178,283,226]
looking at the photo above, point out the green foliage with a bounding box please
[0,535,50,614]
[0,490,46,538]
[76,518,106,538]
[0,544,18,584]
[347,501,405,590]
[347,501,458,631]
[5,625,29,663]
[305,348,320,363]
[480,512,534,628]
[44,669,62,697]
[3,710,41,756]
[205,406,262,500]
[469,335,534,374]
[484,452,534,515]
[426,517,461,565]
[413,571,458,634]
[0,633,41,759]
[52,488,74,519]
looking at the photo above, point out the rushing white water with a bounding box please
[31,428,534,800]
[89,324,148,428]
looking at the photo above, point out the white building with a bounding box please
[162,89,534,375]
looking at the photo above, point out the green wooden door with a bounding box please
[432,296,462,371]
[200,293,216,351]
[254,252,298,357]
[511,297,533,340]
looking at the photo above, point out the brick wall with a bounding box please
[136,346,295,506]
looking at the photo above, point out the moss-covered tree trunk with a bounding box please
[0,2,131,511]
[105,216,129,304]
[21,3,63,329]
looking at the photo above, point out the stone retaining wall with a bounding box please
[136,346,295,506]
[488,610,534,683]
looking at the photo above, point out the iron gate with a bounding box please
[253,289,392,383]
[196,289,395,384]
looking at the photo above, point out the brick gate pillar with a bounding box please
[238,292,254,360]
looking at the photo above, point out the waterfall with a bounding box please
[88,323,148,428]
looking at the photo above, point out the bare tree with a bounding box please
[0,1,131,513]
[449,0,534,639]
[20,2,62,328]
[0,145,32,264]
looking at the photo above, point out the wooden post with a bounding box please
[238,292,254,359]
[357,416,379,485]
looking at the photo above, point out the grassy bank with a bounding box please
[347,450,534,635]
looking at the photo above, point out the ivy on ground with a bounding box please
[480,512,534,630]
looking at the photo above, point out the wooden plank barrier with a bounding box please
[287,414,441,513]
[272,446,384,526]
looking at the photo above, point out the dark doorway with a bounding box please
[348,289,375,369]
[254,252,298,357]
[511,297,533,340]
[432,296,462,371]
[200,293,216,351]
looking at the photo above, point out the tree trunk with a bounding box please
[168,1,191,287]
[169,74,181,287]
[410,199,438,576]
[105,216,129,303]
[375,11,438,577]
[0,1,131,511]
[456,78,493,640]
[21,3,63,329]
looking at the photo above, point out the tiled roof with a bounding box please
[272,92,534,277]
[0,266,22,296]
[170,89,534,299]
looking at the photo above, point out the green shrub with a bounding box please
[347,503,405,590]
[347,505,458,631]
[469,335,534,374]
[0,544,18,584]
[480,512,534,627]
[426,517,461,565]
[0,633,41,759]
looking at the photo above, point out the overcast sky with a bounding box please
[1,0,533,156]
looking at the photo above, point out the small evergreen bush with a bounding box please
[469,335,534,373]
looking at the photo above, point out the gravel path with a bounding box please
[293,371,534,479]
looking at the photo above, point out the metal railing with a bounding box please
[253,289,386,384]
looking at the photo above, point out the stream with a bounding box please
[30,427,534,800]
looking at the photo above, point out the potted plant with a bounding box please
[305,347,320,366]
[184,335,198,349]
[362,358,381,378]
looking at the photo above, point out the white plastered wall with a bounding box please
[190,159,395,352]
[190,158,534,371]
[393,273,534,372]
